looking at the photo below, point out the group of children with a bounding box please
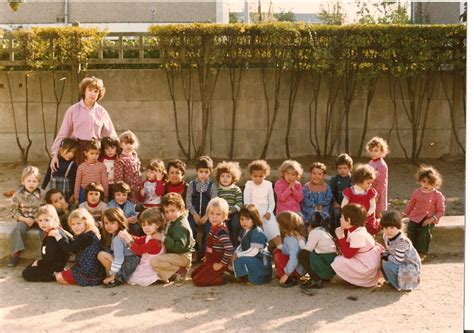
[8,134,446,292]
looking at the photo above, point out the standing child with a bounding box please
[216,161,243,248]
[150,193,195,286]
[380,211,421,291]
[401,165,445,261]
[45,188,73,234]
[108,181,140,236]
[274,211,305,288]
[232,205,272,285]
[341,164,379,235]
[192,198,235,286]
[331,204,383,288]
[140,159,166,208]
[301,162,333,223]
[99,136,121,197]
[22,205,69,282]
[366,137,389,218]
[243,160,281,248]
[185,156,218,260]
[298,211,337,290]
[52,208,105,286]
[8,166,46,267]
[120,208,164,286]
[79,182,107,225]
[165,159,188,200]
[114,130,142,204]
[74,139,109,204]
[97,208,140,287]
[274,160,304,215]
[329,154,353,232]
[42,138,79,203]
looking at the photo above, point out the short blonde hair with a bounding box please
[21,166,41,182]
[216,161,242,184]
[279,160,303,179]
[36,204,61,228]
[366,136,390,157]
[119,130,139,150]
[309,162,327,174]
[79,76,106,101]
[68,208,101,239]
[206,197,229,217]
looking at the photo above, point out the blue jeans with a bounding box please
[226,212,241,248]
[382,260,400,290]
[188,215,210,259]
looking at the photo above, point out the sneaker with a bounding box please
[103,279,122,288]
[174,273,186,286]
[222,270,240,283]
[300,279,323,290]
[280,277,298,288]
[7,255,20,267]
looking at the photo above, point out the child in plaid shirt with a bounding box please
[9,166,46,267]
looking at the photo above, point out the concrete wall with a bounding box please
[416,2,463,24]
[0,69,465,162]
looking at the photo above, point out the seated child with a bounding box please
[45,188,74,234]
[298,211,337,290]
[140,159,166,208]
[79,182,107,226]
[8,166,46,267]
[401,165,445,261]
[380,211,421,291]
[74,139,109,204]
[165,159,188,200]
[120,208,165,286]
[22,205,70,282]
[99,136,121,198]
[274,211,305,288]
[243,160,281,249]
[150,193,195,286]
[329,153,353,232]
[108,181,140,236]
[341,164,379,235]
[192,198,235,287]
[331,204,383,288]
[114,130,142,203]
[98,208,140,287]
[301,162,333,223]
[274,160,304,215]
[232,205,272,285]
[52,208,105,286]
[42,138,79,203]
[216,161,243,247]
[185,156,218,260]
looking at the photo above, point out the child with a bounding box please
[42,138,79,203]
[274,211,305,288]
[232,204,272,285]
[97,208,140,287]
[121,208,165,286]
[165,159,188,200]
[22,205,69,282]
[108,181,140,236]
[298,211,337,290]
[140,159,166,208]
[341,164,379,235]
[185,156,218,260]
[99,136,121,192]
[243,160,281,248]
[114,130,142,204]
[331,204,383,288]
[45,188,73,234]
[74,139,109,204]
[216,161,243,248]
[402,165,445,261]
[192,198,235,286]
[150,193,195,286]
[301,162,333,223]
[274,160,304,215]
[8,166,46,267]
[366,137,389,217]
[380,211,421,291]
[52,208,105,286]
[329,153,353,231]
[79,182,107,225]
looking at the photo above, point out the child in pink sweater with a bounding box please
[274,160,304,215]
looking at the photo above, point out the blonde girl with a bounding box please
[366,137,389,217]
[114,130,142,203]
[274,160,304,215]
[22,205,69,282]
[51,208,104,286]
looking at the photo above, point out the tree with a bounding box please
[357,1,410,25]
[229,13,241,24]
[316,1,345,25]
[274,10,296,22]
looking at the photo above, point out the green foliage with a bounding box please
[316,2,345,25]
[274,11,296,22]
[229,13,241,24]
[9,0,20,11]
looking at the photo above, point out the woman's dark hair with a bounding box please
[309,211,332,233]
[238,204,263,228]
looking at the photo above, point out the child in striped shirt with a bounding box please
[191,198,234,286]
[74,139,109,204]
[216,161,243,247]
